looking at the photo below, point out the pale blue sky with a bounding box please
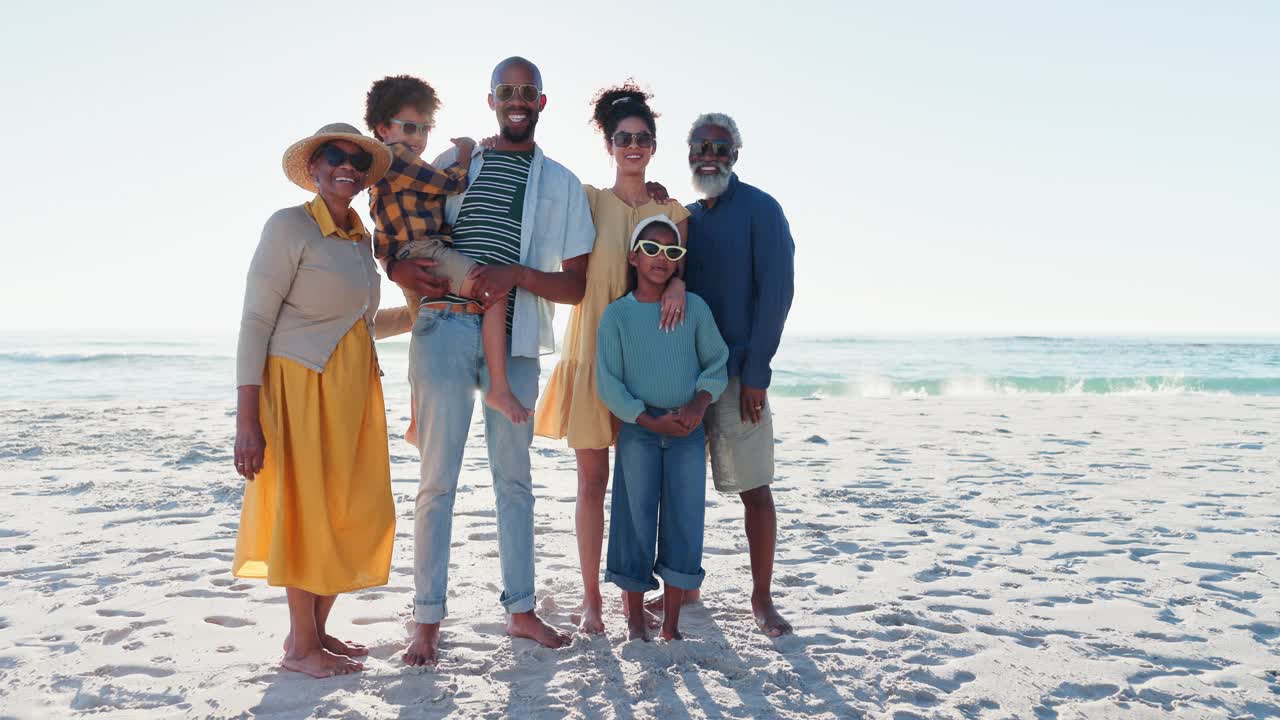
[2,1,1276,336]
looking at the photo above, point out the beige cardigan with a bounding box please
[236,204,412,387]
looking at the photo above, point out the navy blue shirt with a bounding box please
[684,174,795,389]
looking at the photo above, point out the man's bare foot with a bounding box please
[285,633,369,657]
[752,595,793,637]
[507,610,571,648]
[485,389,531,424]
[575,603,605,634]
[404,622,440,667]
[660,626,684,641]
[280,648,362,678]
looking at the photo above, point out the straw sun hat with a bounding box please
[281,122,392,192]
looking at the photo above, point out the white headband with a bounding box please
[629,215,682,250]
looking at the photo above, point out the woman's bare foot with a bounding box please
[660,626,684,641]
[485,389,531,424]
[507,611,572,648]
[404,622,440,667]
[285,633,369,658]
[752,595,793,637]
[576,603,605,634]
[280,647,362,678]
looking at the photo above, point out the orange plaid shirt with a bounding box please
[368,142,469,260]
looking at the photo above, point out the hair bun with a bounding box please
[590,80,657,137]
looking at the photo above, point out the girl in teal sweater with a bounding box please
[595,215,729,641]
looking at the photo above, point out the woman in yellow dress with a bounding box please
[232,123,413,679]
[534,84,690,634]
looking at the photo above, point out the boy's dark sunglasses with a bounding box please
[689,140,734,159]
[319,144,374,172]
[634,239,687,261]
[612,131,655,148]
[492,83,541,103]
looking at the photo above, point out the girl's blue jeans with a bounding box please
[605,409,707,592]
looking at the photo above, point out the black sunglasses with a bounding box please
[612,131,655,149]
[492,83,541,103]
[689,140,734,159]
[319,144,374,172]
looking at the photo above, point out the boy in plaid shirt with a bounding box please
[366,75,530,431]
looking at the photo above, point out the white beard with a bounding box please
[691,164,733,198]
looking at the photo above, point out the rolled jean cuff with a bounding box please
[500,590,536,615]
[656,563,705,591]
[605,569,660,593]
[414,598,447,625]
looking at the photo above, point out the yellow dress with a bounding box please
[232,199,395,596]
[534,186,690,449]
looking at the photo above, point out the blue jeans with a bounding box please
[605,411,707,593]
[408,308,540,623]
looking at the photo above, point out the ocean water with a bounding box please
[2,334,1278,403]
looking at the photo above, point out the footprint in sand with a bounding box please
[876,612,966,635]
[204,616,255,628]
[95,609,144,618]
[92,666,172,676]
[908,668,977,694]
[927,604,993,616]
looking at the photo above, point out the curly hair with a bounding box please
[590,80,658,139]
[365,75,440,141]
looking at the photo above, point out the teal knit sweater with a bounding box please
[595,292,730,423]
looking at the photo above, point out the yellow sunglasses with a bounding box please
[633,239,687,261]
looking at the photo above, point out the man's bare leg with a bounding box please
[660,584,686,641]
[742,485,792,636]
[573,449,608,633]
[281,588,362,678]
[507,610,573,648]
[404,622,440,667]
[623,591,649,642]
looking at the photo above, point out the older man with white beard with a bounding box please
[681,113,795,636]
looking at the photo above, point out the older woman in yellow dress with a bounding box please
[534,84,690,633]
[231,123,413,678]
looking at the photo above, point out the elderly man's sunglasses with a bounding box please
[689,140,734,159]
[390,118,432,136]
[633,239,687,261]
[492,83,541,103]
[320,144,374,172]
[612,131,655,148]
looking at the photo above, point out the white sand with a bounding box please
[0,394,1277,718]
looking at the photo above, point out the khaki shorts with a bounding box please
[395,236,477,298]
[704,378,775,494]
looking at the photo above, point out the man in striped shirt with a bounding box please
[389,57,595,667]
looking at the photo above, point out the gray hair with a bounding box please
[687,112,743,149]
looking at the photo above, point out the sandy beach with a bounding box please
[1,393,1277,718]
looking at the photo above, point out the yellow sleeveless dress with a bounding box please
[232,201,394,596]
[534,186,689,449]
